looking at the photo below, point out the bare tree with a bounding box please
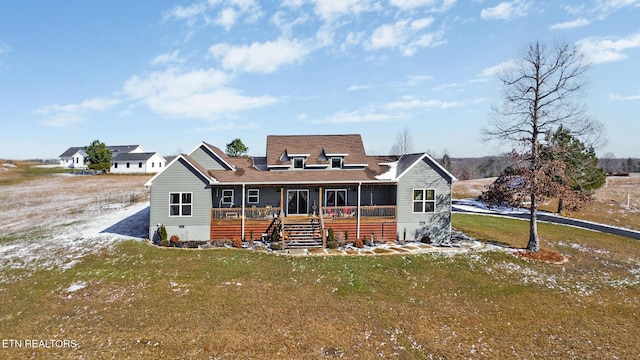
[390,127,414,155]
[482,40,605,252]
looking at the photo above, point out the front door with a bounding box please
[287,190,308,215]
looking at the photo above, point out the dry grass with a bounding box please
[0,163,639,358]
[453,174,640,231]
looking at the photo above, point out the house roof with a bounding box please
[201,142,235,170]
[107,145,143,153]
[59,145,143,158]
[147,134,455,187]
[112,152,163,161]
[59,147,86,157]
[266,134,368,167]
[208,155,398,184]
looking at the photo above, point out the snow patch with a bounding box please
[66,281,87,292]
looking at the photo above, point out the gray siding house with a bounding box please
[145,134,456,247]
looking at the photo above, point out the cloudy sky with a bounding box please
[1,0,639,159]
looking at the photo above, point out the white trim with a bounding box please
[145,155,214,187]
[247,189,259,204]
[324,188,347,207]
[286,189,309,215]
[221,189,234,205]
[169,192,193,217]
[292,157,305,169]
[396,153,457,182]
[412,188,436,213]
[187,142,236,171]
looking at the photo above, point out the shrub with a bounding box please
[270,242,282,250]
[232,237,243,248]
[158,225,168,243]
[421,235,432,244]
[344,230,349,242]
[327,240,338,249]
[355,238,364,248]
[170,234,180,245]
[160,239,170,247]
[327,228,335,243]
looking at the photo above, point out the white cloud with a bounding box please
[477,59,518,79]
[209,38,312,73]
[596,0,640,14]
[577,32,640,64]
[550,18,590,30]
[37,97,121,127]
[609,93,640,101]
[168,3,208,19]
[310,109,405,124]
[480,0,531,21]
[389,0,456,12]
[385,96,486,110]
[310,0,379,21]
[346,84,372,91]
[216,8,239,30]
[123,68,277,119]
[366,18,439,56]
[151,50,184,65]
[168,0,262,29]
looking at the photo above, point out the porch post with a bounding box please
[356,182,361,240]
[318,187,323,216]
[280,188,284,216]
[241,183,245,240]
[319,187,325,248]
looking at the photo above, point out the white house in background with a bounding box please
[59,144,166,174]
[111,152,166,174]
[59,147,88,169]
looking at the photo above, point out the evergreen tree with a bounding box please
[542,126,606,214]
[85,140,112,172]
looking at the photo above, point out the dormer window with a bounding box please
[293,158,304,169]
[331,157,343,169]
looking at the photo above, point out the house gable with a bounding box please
[188,142,235,171]
[147,155,213,241]
[395,156,453,243]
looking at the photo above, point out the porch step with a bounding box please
[282,220,323,249]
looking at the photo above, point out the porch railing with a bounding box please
[212,206,280,220]
[213,205,396,220]
[322,205,396,219]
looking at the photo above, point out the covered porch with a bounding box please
[210,184,398,247]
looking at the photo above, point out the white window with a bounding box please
[114,163,118,168]
[247,189,259,204]
[138,162,143,168]
[152,162,155,168]
[170,192,192,216]
[331,157,342,169]
[222,189,234,205]
[293,158,304,169]
[325,189,347,207]
[126,162,130,168]
[413,189,435,213]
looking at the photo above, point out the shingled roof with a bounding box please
[208,155,399,184]
[266,134,368,167]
